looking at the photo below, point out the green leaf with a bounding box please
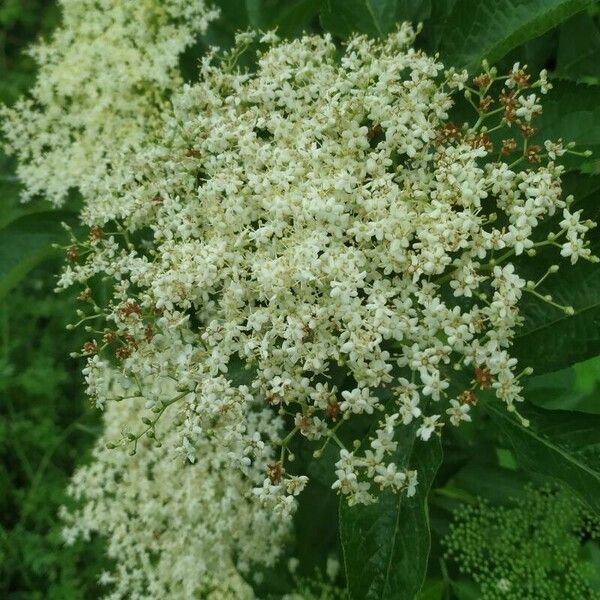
[0,154,54,229]
[450,580,480,600]
[417,580,444,600]
[339,430,442,600]
[485,401,600,515]
[193,0,250,57]
[522,359,600,413]
[320,0,431,38]
[246,0,321,37]
[448,461,531,504]
[574,355,600,393]
[512,252,600,374]
[533,81,600,171]
[555,12,600,84]
[509,170,600,374]
[0,211,77,301]
[437,0,589,71]
[498,28,558,75]
[562,171,600,208]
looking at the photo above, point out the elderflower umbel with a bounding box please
[14,26,598,510]
[1,0,217,212]
[61,380,290,599]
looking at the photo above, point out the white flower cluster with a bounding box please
[2,2,296,596]
[62,379,290,600]
[52,27,597,510]
[1,0,217,211]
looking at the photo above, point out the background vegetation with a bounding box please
[2,1,600,598]
[1,2,107,597]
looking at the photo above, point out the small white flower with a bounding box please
[544,140,565,160]
[285,475,309,496]
[420,371,449,401]
[515,94,542,122]
[374,463,406,490]
[405,470,418,497]
[446,399,472,426]
[560,237,589,264]
[340,387,378,415]
[417,415,441,441]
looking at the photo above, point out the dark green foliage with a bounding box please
[532,82,600,169]
[0,210,81,302]
[0,0,59,104]
[523,356,600,412]
[245,0,322,38]
[0,3,105,597]
[339,428,442,600]
[0,267,106,598]
[320,0,431,38]
[485,402,600,515]
[555,7,600,84]
[435,0,589,71]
